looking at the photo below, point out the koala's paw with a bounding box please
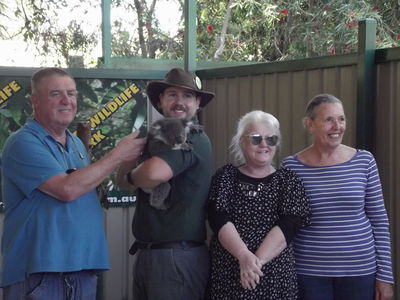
[149,182,171,210]
[179,142,193,151]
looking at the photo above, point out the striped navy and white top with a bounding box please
[281,150,393,284]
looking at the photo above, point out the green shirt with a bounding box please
[132,129,213,243]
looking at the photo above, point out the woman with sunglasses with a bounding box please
[206,110,310,299]
[282,94,394,300]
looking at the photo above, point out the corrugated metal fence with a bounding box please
[200,64,358,166]
[376,58,400,298]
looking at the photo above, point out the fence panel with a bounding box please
[202,65,358,168]
[376,60,400,297]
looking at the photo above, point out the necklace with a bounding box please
[239,181,265,198]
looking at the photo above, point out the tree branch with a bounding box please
[133,0,148,57]
[213,0,234,61]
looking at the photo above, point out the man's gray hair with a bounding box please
[31,67,73,94]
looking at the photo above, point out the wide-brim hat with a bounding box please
[146,68,215,114]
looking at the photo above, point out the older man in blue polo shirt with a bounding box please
[0,67,146,299]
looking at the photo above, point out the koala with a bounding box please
[142,118,202,210]
[145,118,195,156]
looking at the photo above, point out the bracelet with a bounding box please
[126,171,134,185]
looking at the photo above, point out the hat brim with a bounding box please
[147,81,215,114]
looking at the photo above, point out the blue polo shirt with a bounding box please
[0,119,109,287]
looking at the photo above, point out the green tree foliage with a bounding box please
[111,0,185,59]
[0,0,9,38]
[197,0,400,61]
[3,0,100,66]
[1,0,400,64]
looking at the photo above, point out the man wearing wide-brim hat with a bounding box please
[117,68,215,300]
[146,67,215,119]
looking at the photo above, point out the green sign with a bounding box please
[0,76,149,210]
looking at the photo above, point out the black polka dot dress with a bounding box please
[207,164,310,300]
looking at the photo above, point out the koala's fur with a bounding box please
[142,118,202,210]
[145,118,194,157]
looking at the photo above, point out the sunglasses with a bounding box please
[246,134,279,146]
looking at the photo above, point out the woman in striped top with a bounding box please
[282,94,393,300]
